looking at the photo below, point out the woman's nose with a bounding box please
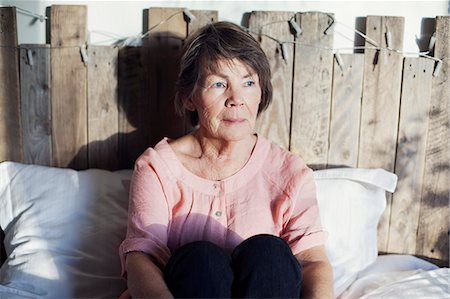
[225,87,244,107]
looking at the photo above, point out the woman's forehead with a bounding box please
[203,58,257,78]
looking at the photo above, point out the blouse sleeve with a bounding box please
[119,151,171,277]
[281,166,327,256]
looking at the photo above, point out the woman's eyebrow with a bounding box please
[207,72,256,80]
[243,73,257,79]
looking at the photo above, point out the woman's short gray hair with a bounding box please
[174,21,273,126]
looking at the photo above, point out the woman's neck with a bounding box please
[166,130,257,181]
[192,130,257,163]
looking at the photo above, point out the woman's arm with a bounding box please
[126,251,174,299]
[295,245,333,299]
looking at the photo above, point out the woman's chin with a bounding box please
[218,129,255,142]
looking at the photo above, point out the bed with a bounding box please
[0,162,448,298]
[0,5,449,299]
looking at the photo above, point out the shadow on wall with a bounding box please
[69,29,191,170]
[417,18,436,53]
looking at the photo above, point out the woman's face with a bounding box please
[188,58,262,142]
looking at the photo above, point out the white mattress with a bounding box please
[339,255,449,299]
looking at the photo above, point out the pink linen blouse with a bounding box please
[119,136,326,276]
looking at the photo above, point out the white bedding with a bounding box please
[340,255,449,299]
[1,162,448,298]
[1,256,448,299]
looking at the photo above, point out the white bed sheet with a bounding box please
[1,255,448,299]
[339,255,449,299]
[0,284,44,299]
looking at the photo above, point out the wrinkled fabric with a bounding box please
[119,136,326,277]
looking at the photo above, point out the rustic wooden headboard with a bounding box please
[0,6,448,266]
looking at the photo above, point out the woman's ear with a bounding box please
[184,98,196,111]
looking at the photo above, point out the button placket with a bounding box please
[213,182,225,221]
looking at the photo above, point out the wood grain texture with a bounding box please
[328,54,364,167]
[20,45,52,166]
[50,5,88,169]
[50,5,87,47]
[87,46,119,170]
[358,16,404,252]
[290,12,334,168]
[146,7,187,142]
[417,16,449,265]
[117,46,152,169]
[389,57,433,255]
[359,15,404,170]
[0,7,22,163]
[249,11,295,150]
[147,7,187,38]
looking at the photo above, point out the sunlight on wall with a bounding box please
[2,1,448,54]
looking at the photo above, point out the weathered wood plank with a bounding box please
[290,12,334,168]
[0,7,22,163]
[358,16,404,252]
[146,7,187,142]
[249,11,295,150]
[50,5,86,47]
[117,46,151,169]
[328,53,364,167]
[19,45,52,166]
[87,46,119,170]
[417,16,449,265]
[389,57,433,255]
[50,5,88,169]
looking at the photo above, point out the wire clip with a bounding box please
[324,19,335,35]
[289,18,302,37]
[80,45,88,65]
[428,32,436,52]
[433,60,442,77]
[183,9,196,23]
[385,30,392,49]
[280,43,289,62]
[26,49,34,66]
[335,52,344,71]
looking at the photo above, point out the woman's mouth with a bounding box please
[223,118,245,124]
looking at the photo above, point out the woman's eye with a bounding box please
[212,82,226,88]
[244,80,255,87]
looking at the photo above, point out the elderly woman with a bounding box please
[119,21,333,298]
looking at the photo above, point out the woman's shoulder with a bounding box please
[166,134,198,157]
[261,137,308,170]
[260,137,312,186]
[134,138,178,172]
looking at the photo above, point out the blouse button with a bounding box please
[215,211,222,217]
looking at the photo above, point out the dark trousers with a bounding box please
[163,234,302,298]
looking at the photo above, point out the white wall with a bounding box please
[2,0,448,54]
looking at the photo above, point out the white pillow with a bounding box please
[0,161,132,298]
[313,168,398,297]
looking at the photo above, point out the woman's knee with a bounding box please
[232,234,301,277]
[231,234,302,298]
[233,234,293,259]
[166,241,231,272]
[164,241,233,298]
